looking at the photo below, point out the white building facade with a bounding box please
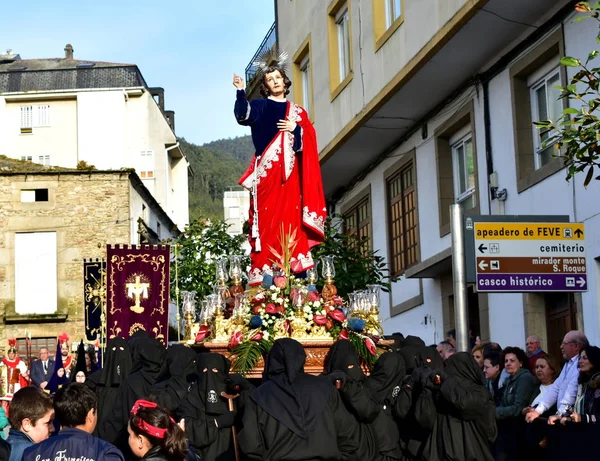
[0,46,189,232]
[272,0,600,355]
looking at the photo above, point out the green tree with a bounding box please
[535,2,600,186]
[168,218,250,299]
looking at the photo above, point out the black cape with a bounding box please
[177,352,235,461]
[150,344,198,413]
[423,352,496,461]
[239,338,359,461]
[99,334,166,455]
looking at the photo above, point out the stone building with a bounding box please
[0,158,178,356]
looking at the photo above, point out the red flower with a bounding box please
[250,331,264,341]
[307,290,321,302]
[338,329,349,340]
[195,325,211,343]
[252,293,265,304]
[265,303,279,315]
[313,314,328,326]
[228,330,243,349]
[332,295,344,306]
[365,337,377,356]
[252,305,262,315]
[325,318,334,331]
[327,309,345,323]
[274,275,287,289]
[278,304,286,315]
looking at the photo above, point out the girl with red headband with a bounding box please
[128,400,186,461]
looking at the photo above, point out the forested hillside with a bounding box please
[180,136,255,222]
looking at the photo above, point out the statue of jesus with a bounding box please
[233,62,326,286]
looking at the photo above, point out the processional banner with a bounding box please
[83,259,105,341]
[106,245,170,344]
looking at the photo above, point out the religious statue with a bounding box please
[0,339,29,396]
[234,52,327,286]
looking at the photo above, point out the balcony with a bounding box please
[245,22,276,100]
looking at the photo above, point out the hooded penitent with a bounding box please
[46,340,69,392]
[367,352,407,405]
[70,341,87,382]
[186,353,230,416]
[325,339,365,382]
[252,338,331,438]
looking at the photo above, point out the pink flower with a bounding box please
[252,293,265,304]
[313,314,328,326]
[265,303,279,315]
[307,290,321,302]
[328,309,345,323]
[332,295,344,306]
[250,331,264,341]
[228,330,243,349]
[195,325,211,342]
[365,337,377,356]
[338,329,349,340]
[274,275,287,289]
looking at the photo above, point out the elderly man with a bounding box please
[437,341,456,361]
[525,335,545,372]
[526,330,589,422]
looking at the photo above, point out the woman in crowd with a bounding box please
[554,345,600,425]
[524,353,559,416]
[128,399,187,461]
[422,352,496,461]
[483,351,503,406]
[85,345,99,375]
[471,344,485,369]
[494,347,535,461]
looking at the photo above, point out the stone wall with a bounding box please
[0,172,132,355]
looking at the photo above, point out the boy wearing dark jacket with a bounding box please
[23,382,124,461]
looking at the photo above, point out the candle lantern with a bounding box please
[181,291,197,341]
[306,260,319,286]
[291,287,308,339]
[367,284,381,315]
[320,256,337,301]
[215,257,229,286]
[228,255,245,311]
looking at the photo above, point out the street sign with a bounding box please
[474,222,587,292]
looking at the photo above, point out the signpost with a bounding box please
[473,222,587,293]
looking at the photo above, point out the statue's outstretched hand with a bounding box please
[233,73,245,90]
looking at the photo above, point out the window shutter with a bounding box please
[20,106,33,128]
[37,105,50,126]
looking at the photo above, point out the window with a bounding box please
[451,133,476,210]
[336,8,351,81]
[38,155,51,166]
[509,28,566,192]
[140,150,154,179]
[20,189,49,202]
[387,161,419,276]
[434,101,479,236]
[20,105,50,133]
[530,68,561,169]
[373,0,404,51]
[327,0,353,99]
[385,0,402,28]
[342,190,372,253]
[293,36,314,120]
[21,156,32,162]
[14,232,58,315]
[157,221,161,238]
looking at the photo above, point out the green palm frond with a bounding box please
[230,339,274,376]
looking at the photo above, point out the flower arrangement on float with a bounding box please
[184,229,385,375]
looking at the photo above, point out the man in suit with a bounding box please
[30,348,54,390]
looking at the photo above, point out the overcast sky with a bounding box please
[0,0,274,145]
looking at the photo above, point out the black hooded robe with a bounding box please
[422,352,497,461]
[239,338,359,461]
[99,335,167,456]
[150,344,198,413]
[177,352,237,461]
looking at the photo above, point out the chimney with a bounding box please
[64,44,74,60]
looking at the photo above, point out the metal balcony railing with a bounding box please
[245,22,277,86]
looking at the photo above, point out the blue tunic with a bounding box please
[234,90,302,155]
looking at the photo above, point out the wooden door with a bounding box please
[545,293,576,363]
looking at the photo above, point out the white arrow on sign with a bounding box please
[577,277,586,288]
[478,260,488,271]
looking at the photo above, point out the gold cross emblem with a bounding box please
[126,275,150,314]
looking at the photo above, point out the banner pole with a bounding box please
[175,244,181,341]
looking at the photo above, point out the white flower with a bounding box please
[313,301,321,308]
[270,285,277,291]
[268,319,273,324]
[321,309,326,316]
[271,294,277,300]
[263,331,270,340]
[303,306,311,313]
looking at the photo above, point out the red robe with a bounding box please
[240,102,326,285]
[2,357,29,390]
